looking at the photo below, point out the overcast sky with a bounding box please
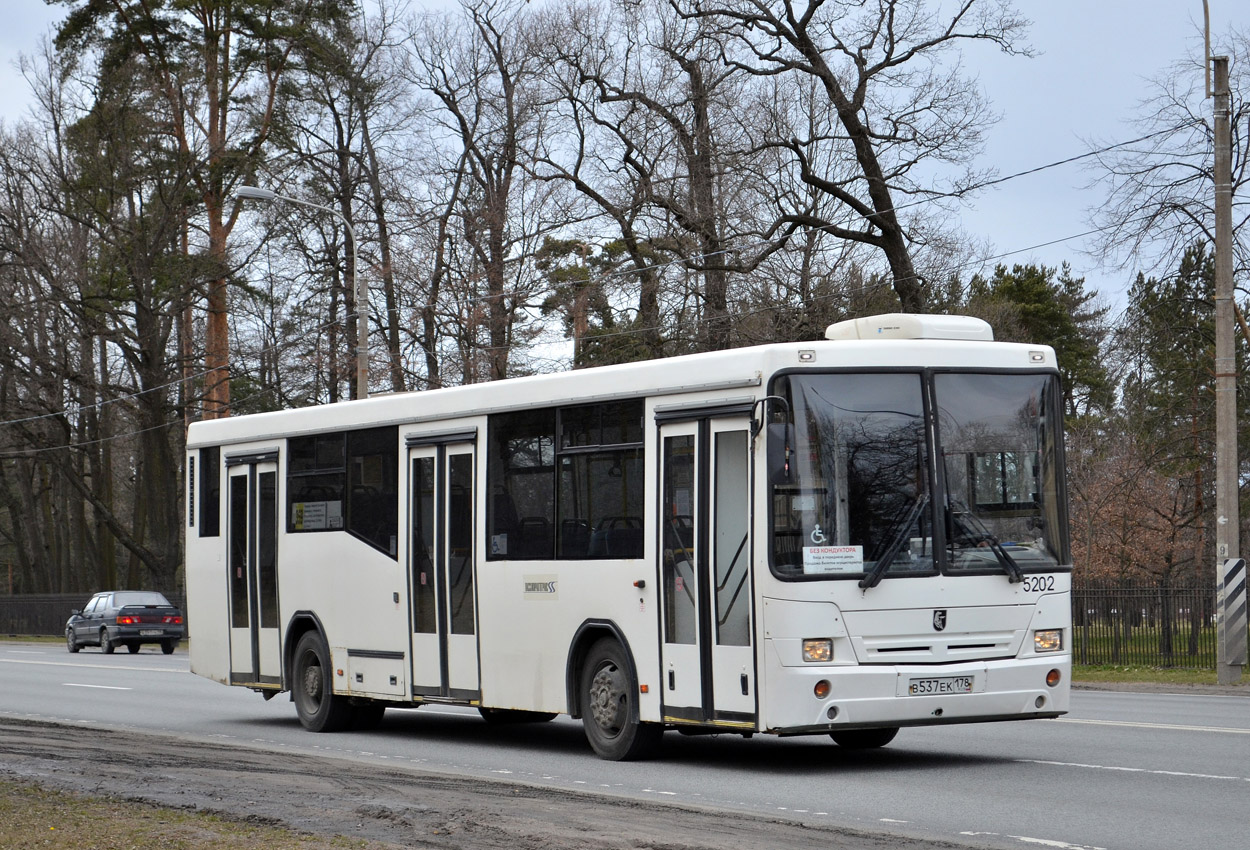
[1,1,1245,314]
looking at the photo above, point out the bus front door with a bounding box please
[408,442,480,701]
[226,458,282,688]
[658,416,756,728]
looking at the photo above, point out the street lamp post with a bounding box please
[236,185,368,401]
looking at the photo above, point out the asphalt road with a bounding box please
[2,641,1248,850]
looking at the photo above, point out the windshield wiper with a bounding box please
[859,494,928,590]
[949,500,1022,583]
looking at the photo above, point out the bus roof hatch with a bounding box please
[825,313,994,342]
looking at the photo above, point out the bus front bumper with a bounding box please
[764,655,1070,735]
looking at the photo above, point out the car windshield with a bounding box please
[770,371,1067,580]
[112,591,171,607]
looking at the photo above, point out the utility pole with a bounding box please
[1211,54,1244,685]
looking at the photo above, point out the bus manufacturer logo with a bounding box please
[933,610,947,631]
[523,575,559,600]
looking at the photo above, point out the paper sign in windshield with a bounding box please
[804,545,863,574]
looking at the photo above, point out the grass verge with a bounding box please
[0,780,395,850]
[1071,664,1234,686]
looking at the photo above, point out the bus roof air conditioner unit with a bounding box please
[825,313,994,342]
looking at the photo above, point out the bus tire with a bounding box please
[478,707,557,724]
[292,631,352,733]
[580,638,662,761]
[830,727,899,749]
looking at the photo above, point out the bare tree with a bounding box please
[1087,27,1250,287]
[536,0,797,352]
[671,0,1029,311]
[406,0,557,382]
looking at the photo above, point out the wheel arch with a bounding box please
[564,619,639,721]
[284,610,328,692]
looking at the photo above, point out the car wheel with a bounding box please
[127,643,140,654]
[66,630,79,654]
[100,629,115,654]
[829,727,900,749]
[161,640,176,655]
[580,638,662,761]
[292,631,352,732]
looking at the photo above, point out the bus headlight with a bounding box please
[1034,629,1063,652]
[802,638,833,662]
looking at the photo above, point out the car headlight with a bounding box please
[802,638,833,662]
[1034,629,1063,652]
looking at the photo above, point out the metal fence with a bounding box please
[0,593,186,638]
[1071,584,1220,668]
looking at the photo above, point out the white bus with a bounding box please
[185,313,1071,760]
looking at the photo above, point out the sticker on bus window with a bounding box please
[292,500,342,531]
[803,545,863,574]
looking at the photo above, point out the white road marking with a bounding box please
[1055,717,1250,735]
[1007,836,1107,850]
[63,683,131,691]
[1,658,184,673]
[1018,759,1250,782]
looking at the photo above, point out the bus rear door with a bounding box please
[225,453,281,688]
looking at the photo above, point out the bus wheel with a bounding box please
[292,631,352,733]
[580,638,662,761]
[478,707,557,724]
[830,727,899,749]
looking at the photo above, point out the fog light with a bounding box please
[1046,668,1061,688]
[826,705,839,720]
[1034,629,1063,652]
[814,679,831,699]
[803,638,833,663]
[1035,696,1046,708]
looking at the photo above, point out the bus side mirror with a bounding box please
[767,423,794,486]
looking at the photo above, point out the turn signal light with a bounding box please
[813,680,832,699]
[163,615,183,624]
[1046,668,1062,688]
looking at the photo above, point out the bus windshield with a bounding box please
[770,371,1067,580]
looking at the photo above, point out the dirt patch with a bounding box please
[0,718,977,850]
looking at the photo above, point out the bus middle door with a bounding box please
[657,412,755,729]
[408,434,480,702]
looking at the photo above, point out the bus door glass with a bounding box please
[225,458,280,687]
[408,441,480,700]
[658,415,755,725]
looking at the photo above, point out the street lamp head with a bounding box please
[236,185,278,202]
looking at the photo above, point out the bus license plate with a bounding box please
[139,629,162,636]
[908,676,973,696]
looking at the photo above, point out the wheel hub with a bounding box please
[588,664,624,731]
[302,660,323,702]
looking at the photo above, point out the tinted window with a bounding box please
[347,427,399,556]
[487,400,644,561]
[487,409,556,559]
[199,447,221,537]
[286,427,399,559]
